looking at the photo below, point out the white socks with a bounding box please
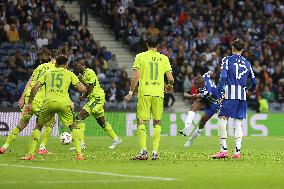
[218,118,228,152]
[185,111,195,128]
[234,119,243,154]
[189,128,203,142]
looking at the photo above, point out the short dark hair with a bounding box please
[232,39,245,51]
[56,55,68,66]
[51,49,60,58]
[146,35,160,48]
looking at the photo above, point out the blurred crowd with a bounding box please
[0,0,130,108]
[92,0,284,111]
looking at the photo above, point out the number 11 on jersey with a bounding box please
[149,62,158,80]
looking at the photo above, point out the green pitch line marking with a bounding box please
[0,164,177,181]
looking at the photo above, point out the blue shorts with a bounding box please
[204,103,220,117]
[219,99,247,119]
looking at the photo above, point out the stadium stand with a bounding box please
[0,0,283,112]
[0,0,130,109]
[92,0,284,112]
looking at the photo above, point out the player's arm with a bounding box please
[125,69,140,102]
[218,57,228,92]
[184,92,202,100]
[165,71,174,93]
[75,82,87,93]
[247,64,257,92]
[18,76,32,108]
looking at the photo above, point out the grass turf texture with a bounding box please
[0,136,284,189]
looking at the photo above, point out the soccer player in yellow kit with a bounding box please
[0,49,59,155]
[22,55,86,160]
[125,35,174,160]
[72,58,122,150]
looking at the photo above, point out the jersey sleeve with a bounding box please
[38,71,46,85]
[132,54,141,70]
[248,63,255,79]
[164,57,172,73]
[83,69,96,85]
[71,72,80,86]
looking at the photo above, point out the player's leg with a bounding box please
[96,116,122,149]
[151,96,164,160]
[69,109,89,151]
[179,100,206,137]
[58,103,84,160]
[131,96,151,160]
[232,100,246,159]
[38,116,55,154]
[21,103,51,160]
[211,100,238,158]
[0,105,35,154]
[185,103,220,147]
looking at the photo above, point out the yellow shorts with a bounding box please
[38,100,73,127]
[20,97,43,123]
[137,95,164,121]
[83,96,105,119]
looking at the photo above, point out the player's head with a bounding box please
[194,76,205,89]
[73,58,86,73]
[50,49,60,62]
[232,39,245,53]
[56,55,68,68]
[146,35,160,48]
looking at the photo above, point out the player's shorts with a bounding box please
[137,95,164,121]
[20,97,43,123]
[38,100,74,126]
[219,99,247,119]
[204,103,220,117]
[83,96,105,119]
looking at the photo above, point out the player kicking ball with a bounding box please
[72,58,122,150]
[179,71,222,147]
[211,39,256,159]
[22,55,87,160]
[0,49,59,155]
[125,35,174,160]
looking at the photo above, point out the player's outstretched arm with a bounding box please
[125,69,140,102]
[18,76,32,108]
[75,82,87,93]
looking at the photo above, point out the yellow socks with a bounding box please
[3,126,21,148]
[28,129,40,155]
[104,122,118,140]
[137,124,147,151]
[152,125,161,153]
[77,122,85,143]
[39,126,53,150]
[71,128,81,155]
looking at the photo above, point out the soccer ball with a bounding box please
[59,132,72,145]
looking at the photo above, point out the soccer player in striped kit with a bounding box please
[211,39,256,159]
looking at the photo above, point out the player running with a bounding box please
[211,39,256,159]
[72,58,122,150]
[22,55,87,160]
[125,35,174,160]
[179,71,222,147]
[0,49,59,155]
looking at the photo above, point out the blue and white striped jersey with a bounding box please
[198,72,222,104]
[220,54,255,101]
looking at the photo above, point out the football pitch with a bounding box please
[0,136,284,189]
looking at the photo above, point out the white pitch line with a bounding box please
[0,179,154,184]
[0,164,176,181]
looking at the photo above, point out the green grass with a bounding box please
[0,136,284,189]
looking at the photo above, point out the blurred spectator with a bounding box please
[106,82,123,102]
[7,24,20,42]
[0,21,7,43]
[19,23,31,42]
[262,86,275,102]
[257,95,269,113]
[78,0,89,26]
